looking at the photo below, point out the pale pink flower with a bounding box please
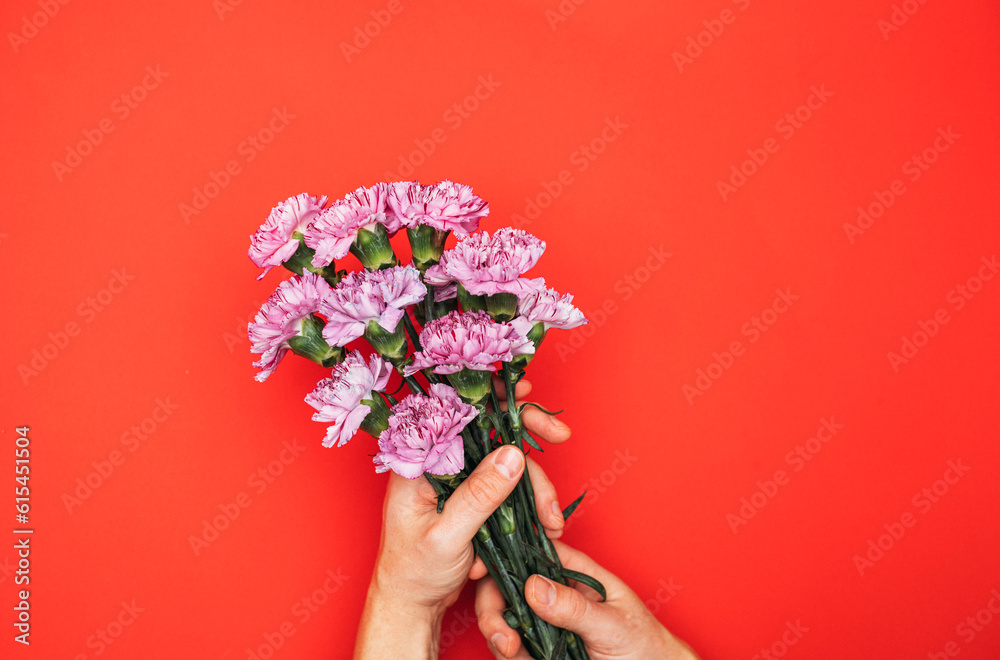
[513,287,588,332]
[319,266,426,347]
[305,351,393,448]
[373,383,478,478]
[304,183,401,268]
[249,193,328,279]
[248,273,333,382]
[405,310,534,376]
[387,180,489,238]
[424,228,546,297]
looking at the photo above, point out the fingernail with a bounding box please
[551,501,564,524]
[550,416,568,429]
[495,446,523,480]
[533,576,556,606]
[491,633,508,656]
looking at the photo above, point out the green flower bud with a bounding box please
[358,392,392,437]
[407,225,450,272]
[457,283,487,313]
[350,224,398,271]
[282,234,342,284]
[287,314,344,367]
[446,367,493,405]
[486,292,518,322]
[364,318,408,363]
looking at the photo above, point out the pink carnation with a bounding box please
[514,287,588,331]
[304,183,401,268]
[374,383,478,478]
[405,310,534,376]
[305,351,393,448]
[424,227,546,297]
[249,193,328,279]
[319,266,427,347]
[248,273,333,382]
[387,180,489,238]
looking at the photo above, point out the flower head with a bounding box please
[405,310,534,376]
[424,227,546,297]
[374,383,478,478]
[320,266,427,349]
[388,180,489,238]
[304,183,401,269]
[249,193,328,279]
[514,287,588,332]
[305,351,394,448]
[248,273,335,381]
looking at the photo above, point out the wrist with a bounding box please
[355,576,446,660]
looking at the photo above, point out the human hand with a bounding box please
[476,539,700,660]
[354,378,571,659]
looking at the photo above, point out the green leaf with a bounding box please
[562,492,586,521]
[550,629,569,660]
[521,430,544,452]
[559,569,607,602]
[518,401,565,416]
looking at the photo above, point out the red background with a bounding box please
[3,0,999,658]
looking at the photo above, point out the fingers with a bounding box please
[548,540,631,598]
[524,574,624,646]
[526,457,564,539]
[476,578,528,659]
[520,405,572,446]
[468,557,489,580]
[438,446,525,542]
[492,375,532,400]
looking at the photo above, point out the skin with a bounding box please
[475,540,700,660]
[354,378,571,659]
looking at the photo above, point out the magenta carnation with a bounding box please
[304,351,393,448]
[304,183,401,268]
[249,193,328,279]
[319,266,427,347]
[405,310,534,376]
[374,383,478,478]
[514,287,588,331]
[387,180,489,238]
[424,227,546,297]
[248,272,333,382]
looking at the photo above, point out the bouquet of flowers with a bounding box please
[246,180,602,659]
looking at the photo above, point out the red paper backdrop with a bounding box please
[3,0,999,658]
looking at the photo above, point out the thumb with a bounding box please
[439,445,524,541]
[525,575,623,645]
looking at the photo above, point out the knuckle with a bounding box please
[467,473,506,509]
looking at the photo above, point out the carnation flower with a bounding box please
[424,228,547,317]
[373,383,478,478]
[405,310,534,402]
[514,287,588,332]
[248,273,341,381]
[305,351,394,448]
[304,183,400,270]
[319,266,426,359]
[249,193,328,280]
[388,180,489,237]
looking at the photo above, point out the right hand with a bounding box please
[475,539,699,660]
